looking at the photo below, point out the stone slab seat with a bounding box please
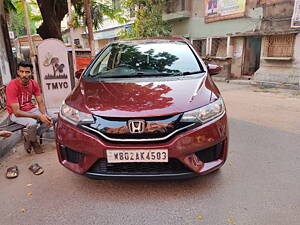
[0,116,46,144]
[0,116,25,132]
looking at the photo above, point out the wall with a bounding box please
[260,0,295,32]
[171,0,263,39]
[62,27,89,49]
[191,0,204,17]
[252,0,300,84]
[254,33,300,84]
[0,0,12,85]
[231,37,245,78]
[172,10,263,38]
[97,39,109,52]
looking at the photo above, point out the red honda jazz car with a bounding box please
[55,37,228,179]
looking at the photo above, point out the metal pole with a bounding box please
[22,0,37,81]
[22,0,35,57]
[67,0,77,72]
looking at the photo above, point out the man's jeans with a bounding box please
[10,108,56,144]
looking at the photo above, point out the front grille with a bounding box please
[195,142,224,163]
[60,145,84,163]
[80,114,195,143]
[88,158,192,175]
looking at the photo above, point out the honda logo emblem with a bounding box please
[128,120,146,134]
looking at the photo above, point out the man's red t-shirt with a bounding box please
[6,79,41,115]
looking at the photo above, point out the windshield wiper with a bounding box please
[92,71,203,79]
[173,71,203,76]
[97,74,133,78]
[94,72,150,78]
[157,71,203,76]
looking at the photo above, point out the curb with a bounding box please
[213,77,252,85]
[0,113,22,159]
[213,77,300,90]
[0,131,22,158]
[251,81,300,90]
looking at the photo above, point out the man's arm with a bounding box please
[11,102,41,119]
[35,95,53,126]
[10,103,52,126]
[35,95,47,114]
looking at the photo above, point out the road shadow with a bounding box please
[65,168,227,203]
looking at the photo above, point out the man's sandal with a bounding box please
[28,163,44,175]
[6,166,19,179]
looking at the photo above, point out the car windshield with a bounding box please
[88,41,204,78]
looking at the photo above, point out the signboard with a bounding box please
[94,29,118,40]
[37,39,72,112]
[205,0,246,23]
[9,31,14,39]
[291,0,300,28]
[76,56,93,70]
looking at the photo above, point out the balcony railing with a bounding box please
[163,0,192,21]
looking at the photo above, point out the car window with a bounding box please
[88,41,203,78]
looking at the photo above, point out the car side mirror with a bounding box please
[208,64,222,76]
[75,69,84,79]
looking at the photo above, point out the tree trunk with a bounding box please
[83,0,95,57]
[36,0,68,40]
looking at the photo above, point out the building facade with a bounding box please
[164,0,300,84]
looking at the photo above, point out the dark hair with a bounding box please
[17,61,33,70]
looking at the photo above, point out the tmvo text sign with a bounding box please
[38,39,72,111]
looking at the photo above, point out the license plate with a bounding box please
[106,149,168,163]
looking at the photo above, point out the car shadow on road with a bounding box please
[67,168,227,202]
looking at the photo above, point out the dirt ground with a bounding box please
[216,82,300,134]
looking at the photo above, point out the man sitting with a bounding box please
[5,61,54,154]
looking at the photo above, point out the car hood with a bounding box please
[67,75,215,117]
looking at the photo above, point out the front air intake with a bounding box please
[60,145,84,163]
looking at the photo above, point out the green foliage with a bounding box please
[5,0,41,36]
[5,0,127,39]
[3,0,17,13]
[73,0,128,30]
[119,0,170,39]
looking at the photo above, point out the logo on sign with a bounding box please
[128,120,146,134]
[43,52,69,91]
[43,52,68,80]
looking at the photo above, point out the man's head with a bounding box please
[17,61,33,86]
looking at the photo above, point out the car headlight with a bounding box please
[180,98,225,123]
[60,103,94,125]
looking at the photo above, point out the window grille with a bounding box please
[211,38,227,57]
[193,39,207,56]
[263,34,295,57]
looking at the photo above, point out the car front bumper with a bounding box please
[55,113,228,180]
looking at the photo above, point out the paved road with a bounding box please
[0,82,299,225]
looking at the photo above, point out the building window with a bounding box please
[263,34,295,57]
[211,38,227,57]
[74,39,80,45]
[193,39,207,56]
[165,0,186,13]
